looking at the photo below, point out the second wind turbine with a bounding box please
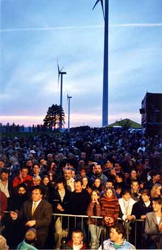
[57,61,67,128]
[93,0,109,127]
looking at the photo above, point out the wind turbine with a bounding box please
[93,0,109,126]
[57,61,67,109]
[67,94,72,133]
[57,61,67,129]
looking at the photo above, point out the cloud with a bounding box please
[1,23,162,33]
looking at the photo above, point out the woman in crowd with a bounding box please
[51,177,71,250]
[100,187,119,233]
[82,176,92,194]
[92,177,104,193]
[150,183,162,198]
[87,190,102,249]
[41,175,52,201]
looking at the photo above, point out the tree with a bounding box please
[43,104,65,130]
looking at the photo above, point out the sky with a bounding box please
[1,0,162,128]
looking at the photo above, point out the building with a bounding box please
[140,92,162,135]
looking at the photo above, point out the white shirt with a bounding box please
[32,199,42,211]
[0,180,10,198]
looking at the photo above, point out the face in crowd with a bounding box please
[32,188,43,202]
[72,232,83,246]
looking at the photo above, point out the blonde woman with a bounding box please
[150,183,162,198]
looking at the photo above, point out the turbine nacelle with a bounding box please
[57,60,67,84]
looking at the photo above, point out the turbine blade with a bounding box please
[57,60,60,84]
[60,67,64,72]
[100,0,105,18]
[92,0,100,10]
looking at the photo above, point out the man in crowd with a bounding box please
[63,167,75,192]
[90,164,107,186]
[98,223,136,249]
[119,189,136,222]
[13,167,32,190]
[131,180,141,202]
[70,180,90,215]
[10,185,52,249]
[0,168,13,200]
[145,197,162,249]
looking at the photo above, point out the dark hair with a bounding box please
[31,185,44,195]
[106,179,114,185]
[116,173,124,179]
[74,179,82,185]
[0,168,9,174]
[33,163,40,168]
[18,183,27,191]
[111,224,126,238]
[121,189,131,196]
[140,189,150,196]
[72,228,83,236]
[55,176,66,187]
[152,197,162,205]
[79,166,87,172]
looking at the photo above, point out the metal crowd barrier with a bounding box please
[53,213,145,248]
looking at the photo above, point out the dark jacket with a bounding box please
[18,199,52,248]
[51,189,71,214]
[132,199,152,219]
[70,190,90,215]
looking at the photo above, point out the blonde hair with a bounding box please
[150,183,162,198]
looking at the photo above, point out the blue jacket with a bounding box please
[17,240,38,250]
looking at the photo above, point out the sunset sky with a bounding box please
[1,0,162,127]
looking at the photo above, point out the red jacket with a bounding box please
[66,240,86,249]
[101,193,119,226]
[0,190,7,219]
[13,175,32,188]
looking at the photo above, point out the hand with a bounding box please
[92,199,99,204]
[108,217,114,224]
[57,204,64,212]
[141,215,146,220]
[26,220,36,227]
[159,222,162,231]
[127,215,134,221]
[104,216,109,223]
[10,211,18,220]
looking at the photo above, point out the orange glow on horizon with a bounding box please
[0,112,141,127]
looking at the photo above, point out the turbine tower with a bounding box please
[57,61,67,128]
[93,0,109,126]
[67,94,72,133]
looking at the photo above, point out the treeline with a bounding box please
[1,123,55,133]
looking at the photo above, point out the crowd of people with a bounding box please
[0,127,162,249]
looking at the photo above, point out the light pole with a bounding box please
[67,95,72,133]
